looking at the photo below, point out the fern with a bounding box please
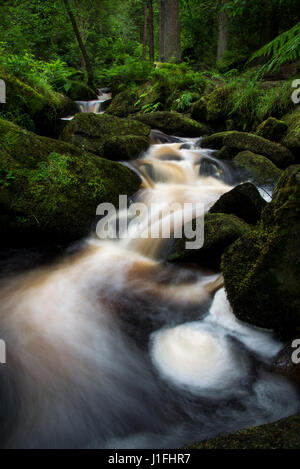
[249,22,300,74]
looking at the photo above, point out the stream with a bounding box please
[0,102,299,449]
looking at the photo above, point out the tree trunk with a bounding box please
[217,0,229,61]
[148,0,154,62]
[159,0,181,63]
[142,2,148,60]
[62,0,94,88]
[260,0,279,46]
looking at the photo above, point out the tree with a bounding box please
[62,0,94,87]
[217,0,229,61]
[148,0,154,62]
[159,0,181,62]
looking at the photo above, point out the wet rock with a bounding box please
[214,146,235,160]
[168,213,251,269]
[256,117,288,142]
[272,339,300,385]
[210,183,267,225]
[202,131,295,169]
[222,165,300,336]
[234,151,282,186]
[0,118,141,245]
[60,113,150,160]
[130,111,210,138]
[0,68,77,136]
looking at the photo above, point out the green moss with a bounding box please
[130,111,210,138]
[210,183,267,225]
[0,69,76,135]
[234,151,282,186]
[0,117,141,244]
[106,90,137,118]
[256,117,288,142]
[189,413,300,449]
[222,165,300,335]
[168,213,251,269]
[202,131,295,168]
[60,113,150,160]
[282,107,300,158]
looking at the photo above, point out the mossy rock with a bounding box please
[189,413,300,449]
[214,146,235,160]
[167,213,251,269]
[222,165,300,336]
[106,90,137,118]
[0,69,77,136]
[256,117,288,142]
[202,131,295,169]
[210,183,267,225]
[130,111,210,138]
[191,87,231,125]
[60,113,150,160]
[0,118,141,245]
[282,107,300,160]
[272,339,300,385]
[234,151,282,187]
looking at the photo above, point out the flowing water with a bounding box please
[0,129,299,449]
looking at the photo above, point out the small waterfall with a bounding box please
[61,88,112,121]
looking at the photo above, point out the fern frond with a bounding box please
[249,22,300,72]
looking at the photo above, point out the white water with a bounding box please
[0,133,298,449]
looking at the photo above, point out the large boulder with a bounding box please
[282,107,300,160]
[222,165,300,336]
[234,151,282,187]
[130,111,210,138]
[0,118,141,244]
[167,213,251,269]
[256,117,288,142]
[60,113,150,160]
[191,87,231,125]
[210,183,267,225]
[202,131,295,169]
[0,69,77,136]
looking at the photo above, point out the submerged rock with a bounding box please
[60,113,150,160]
[202,131,295,169]
[222,165,300,336]
[189,413,300,449]
[209,183,267,225]
[0,118,141,244]
[168,213,251,269]
[234,151,282,186]
[130,111,210,138]
[256,117,288,142]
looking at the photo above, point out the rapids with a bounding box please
[0,131,298,449]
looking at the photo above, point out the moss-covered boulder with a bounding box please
[60,113,150,160]
[130,111,210,138]
[202,131,295,169]
[256,117,288,142]
[272,339,300,385]
[106,90,137,118]
[214,146,235,160]
[189,413,300,449]
[167,213,251,269]
[191,87,230,125]
[0,118,141,244]
[66,80,96,101]
[0,69,77,136]
[282,107,300,159]
[210,183,266,225]
[222,166,300,336]
[234,151,282,186]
